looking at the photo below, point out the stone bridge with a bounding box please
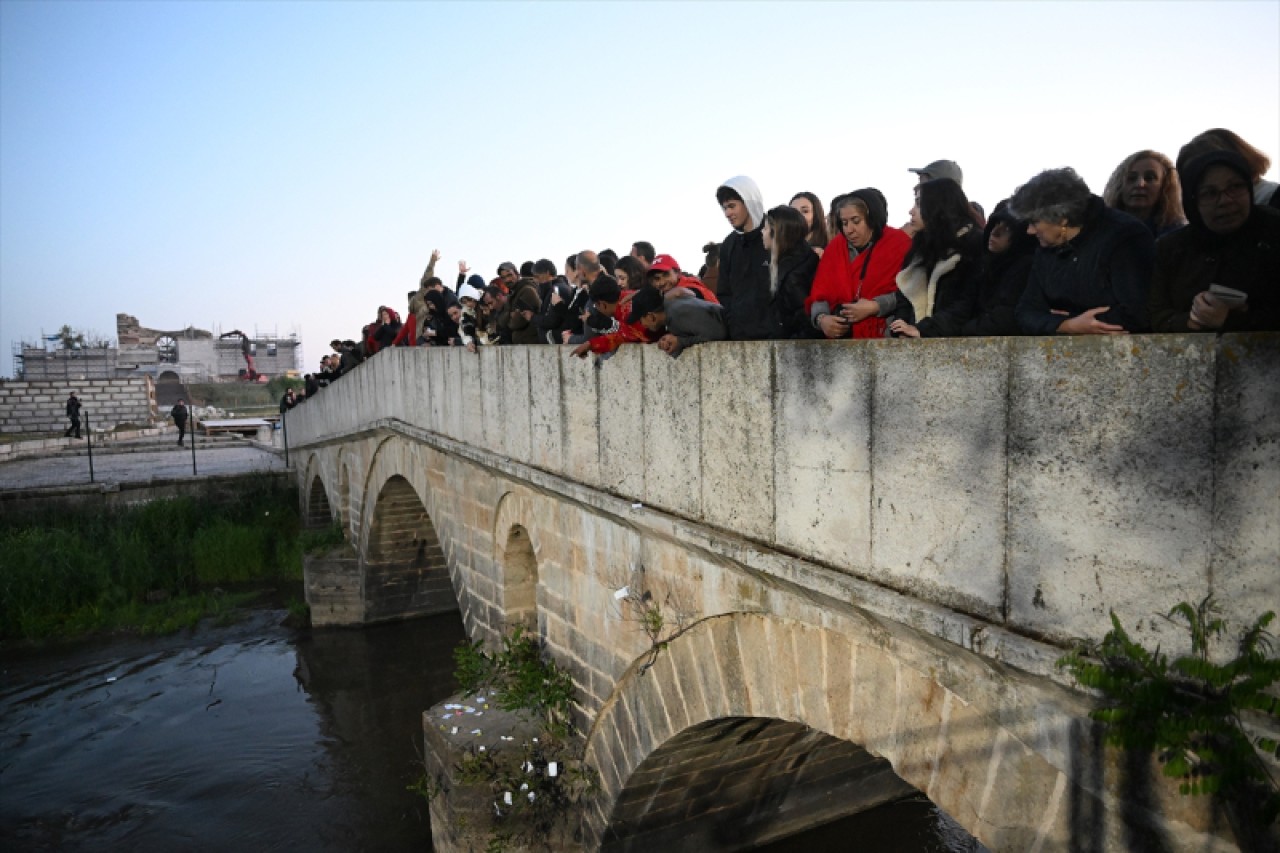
[285,334,1278,851]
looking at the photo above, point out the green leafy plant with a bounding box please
[1059,596,1280,833]
[446,628,597,851]
[454,627,575,736]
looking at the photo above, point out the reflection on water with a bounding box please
[0,610,466,852]
[2,609,983,852]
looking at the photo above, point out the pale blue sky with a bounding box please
[2,0,1277,375]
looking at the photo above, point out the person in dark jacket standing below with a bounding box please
[170,399,189,447]
[64,391,82,438]
[715,175,772,340]
[1148,150,1280,333]
[1011,167,1154,335]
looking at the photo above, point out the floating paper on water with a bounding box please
[547,762,559,777]
[503,792,513,805]
[528,792,536,802]
[524,762,534,773]
[445,703,459,709]
[106,677,117,684]
[451,727,458,735]
[614,586,629,600]
[471,729,482,735]
[520,783,529,791]
[476,711,484,716]
[478,745,486,752]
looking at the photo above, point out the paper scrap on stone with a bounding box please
[614,586,629,600]
[631,502,642,509]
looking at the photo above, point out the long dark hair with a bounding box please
[613,255,647,290]
[790,191,829,249]
[908,178,977,270]
[766,205,809,294]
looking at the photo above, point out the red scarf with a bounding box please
[806,227,911,338]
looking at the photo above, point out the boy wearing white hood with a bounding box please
[715,175,775,340]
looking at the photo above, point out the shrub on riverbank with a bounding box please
[0,480,341,644]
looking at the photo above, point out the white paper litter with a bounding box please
[613,586,629,600]
[547,762,559,777]
[503,791,513,805]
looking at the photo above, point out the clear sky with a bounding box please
[2,0,1277,376]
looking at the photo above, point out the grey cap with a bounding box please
[909,159,963,185]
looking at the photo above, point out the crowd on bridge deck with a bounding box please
[282,126,1280,410]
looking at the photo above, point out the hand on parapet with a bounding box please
[1056,306,1128,335]
[570,341,592,359]
[889,319,920,338]
[817,314,850,339]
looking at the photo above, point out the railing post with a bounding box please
[85,409,95,483]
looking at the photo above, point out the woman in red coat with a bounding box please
[805,188,912,338]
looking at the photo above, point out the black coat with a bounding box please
[1149,206,1280,332]
[773,247,820,339]
[961,250,1034,337]
[882,228,984,337]
[1016,196,1154,334]
[534,276,574,344]
[718,226,773,340]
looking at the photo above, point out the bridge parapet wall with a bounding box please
[286,334,1278,653]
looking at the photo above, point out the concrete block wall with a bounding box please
[287,334,1279,652]
[0,377,156,435]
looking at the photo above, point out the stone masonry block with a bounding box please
[773,340,874,571]
[871,338,1008,620]
[526,346,564,474]
[1008,336,1216,648]
[560,351,602,488]
[1211,334,1280,621]
[642,344,702,519]
[597,344,645,499]
[700,342,774,541]
[499,346,532,465]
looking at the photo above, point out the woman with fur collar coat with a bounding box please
[880,179,983,338]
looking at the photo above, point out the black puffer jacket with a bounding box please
[1016,195,1154,334]
[773,246,820,339]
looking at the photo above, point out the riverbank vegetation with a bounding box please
[0,480,343,646]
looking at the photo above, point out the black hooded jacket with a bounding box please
[962,204,1037,336]
[1149,150,1280,332]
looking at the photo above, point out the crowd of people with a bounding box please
[284,126,1279,409]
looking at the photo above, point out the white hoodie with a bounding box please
[719,175,765,233]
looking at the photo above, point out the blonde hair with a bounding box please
[1101,150,1185,232]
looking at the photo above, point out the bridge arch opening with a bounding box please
[363,474,457,622]
[500,524,538,633]
[305,474,334,529]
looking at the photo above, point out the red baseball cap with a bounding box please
[648,253,679,273]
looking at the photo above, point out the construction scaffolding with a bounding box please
[11,340,119,381]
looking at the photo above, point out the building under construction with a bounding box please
[12,313,301,382]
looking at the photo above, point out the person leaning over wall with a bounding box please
[1148,149,1280,333]
[879,178,985,339]
[806,189,912,340]
[1011,167,1154,336]
[960,200,1037,337]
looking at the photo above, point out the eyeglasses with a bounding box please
[1196,182,1250,206]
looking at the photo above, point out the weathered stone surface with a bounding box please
[1211,334,1280,623]
[560,350,602,488]
[641,345,701,518]
[1008,336,1217,648]
[700,342,774,541]
[871,338,1008,620]
[526,346,564,474]
[597,345,644,499]
[773,340,874,571]
[499,347,532,464]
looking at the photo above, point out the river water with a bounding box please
[1,609,981,852]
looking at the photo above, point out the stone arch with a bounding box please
[491,490,549,639]
[304,471,335,529]
[583,611,1081,852]
[360,448,456,622]
[334,447,352,536]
